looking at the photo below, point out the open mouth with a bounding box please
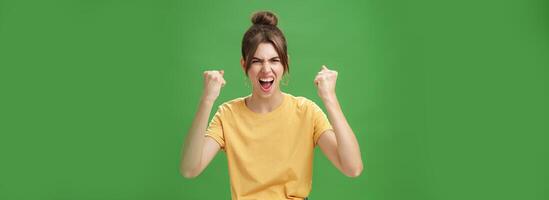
[258,77,274,92]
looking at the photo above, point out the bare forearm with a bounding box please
[321,95,363,175]
[180,98,215,174]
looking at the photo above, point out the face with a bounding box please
[242,42,285,98]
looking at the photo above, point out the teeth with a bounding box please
[259,77,274,82]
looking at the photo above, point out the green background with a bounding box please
[1,0,548,199]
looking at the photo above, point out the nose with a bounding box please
[260,62,272,73]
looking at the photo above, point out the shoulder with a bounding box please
[215,96,246,114]
[220,96,245,107]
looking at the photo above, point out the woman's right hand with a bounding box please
[201,70,226,102]
[181,70,225,178]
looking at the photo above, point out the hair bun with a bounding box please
[251,11,278,26]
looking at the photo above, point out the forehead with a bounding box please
[253,43,279,59]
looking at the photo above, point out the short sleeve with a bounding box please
[205,105,226,151]
[310,100,333,146]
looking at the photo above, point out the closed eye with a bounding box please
[251,57,280,63]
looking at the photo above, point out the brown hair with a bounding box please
[241,11,289,76]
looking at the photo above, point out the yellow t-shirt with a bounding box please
[205,92,333,200]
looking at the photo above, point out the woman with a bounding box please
[180,11,363,200]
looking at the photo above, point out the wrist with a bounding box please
[320,93,337,103]
[322,95,342,115]
[200,95,217,105]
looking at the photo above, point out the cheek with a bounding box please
[275,64,285,76]
[247,70,260,85]
[247,66,259,77]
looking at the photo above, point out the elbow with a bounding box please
[180,168,199,179]
[343,164,363,178]
[182,171,198,179]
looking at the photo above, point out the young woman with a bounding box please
[180,11,363,200]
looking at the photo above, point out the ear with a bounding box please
[285,54,291,74]
[240,57,247,74]
[287,54,291,65]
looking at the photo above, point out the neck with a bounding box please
[246,90,284,114]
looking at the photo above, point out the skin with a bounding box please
[180,42,363,178]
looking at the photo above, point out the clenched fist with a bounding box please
[202,70,226,102]
[314,65,338,100]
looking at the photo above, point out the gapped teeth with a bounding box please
[259,77,274,82]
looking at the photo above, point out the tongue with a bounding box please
[260,81,272,89]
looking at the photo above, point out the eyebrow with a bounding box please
[252,56,280,60]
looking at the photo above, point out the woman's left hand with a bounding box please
[314,65,338,100]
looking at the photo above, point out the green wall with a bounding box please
[1,0,548,199]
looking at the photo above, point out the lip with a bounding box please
[258,76,275,81]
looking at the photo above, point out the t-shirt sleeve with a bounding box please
[310,100,333,146]
[205,105,226,151]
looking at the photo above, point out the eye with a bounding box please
[271,59,280,62]
[252,60,260,63]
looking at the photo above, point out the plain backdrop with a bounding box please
[1,0,548,199]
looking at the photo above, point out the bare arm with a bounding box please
[180,70,225,178]
[315,65,363,177]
